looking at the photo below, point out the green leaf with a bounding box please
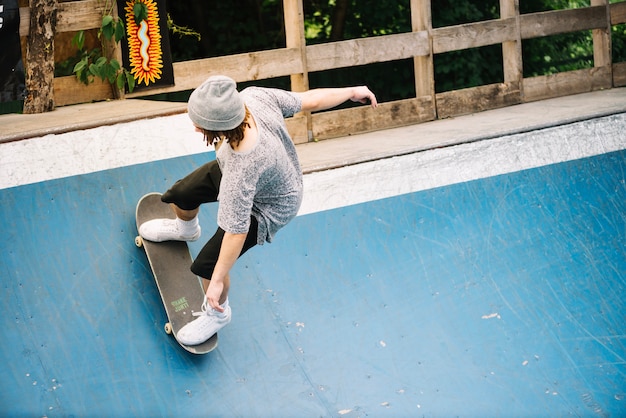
[101,16,116,40]
[102,25,115,41]
[114,21,126,43]
[133,2,148,24]
[116,72,125,90]
[109,59,121,72]
[72,57,88,73]
[71,31,85,51]
[74,69,84,83]
[78,70,91,85]
[102,62,116,83]
[95,56,108,67]
[126,70,136,93]
[102,15,114,28]
[89,63,101,79]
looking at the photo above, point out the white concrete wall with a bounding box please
[1,105,624,216]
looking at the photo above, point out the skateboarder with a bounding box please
[139,75,377,345]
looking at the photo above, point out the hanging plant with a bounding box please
[70,2,135,94]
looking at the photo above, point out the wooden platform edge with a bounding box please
[0,100,188,144]
[297,88,626,174]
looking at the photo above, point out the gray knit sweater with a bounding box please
[215,87,303,245]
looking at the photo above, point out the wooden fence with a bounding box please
[19,0,626,144]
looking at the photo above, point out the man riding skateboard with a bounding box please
[138,75,377,346]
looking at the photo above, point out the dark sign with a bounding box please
[0,0,25,102]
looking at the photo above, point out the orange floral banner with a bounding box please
[118,0,174,91]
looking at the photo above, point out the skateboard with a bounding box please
[135,192,217,354]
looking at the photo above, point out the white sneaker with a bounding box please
[177,298,231,346]
[139,218,201,242]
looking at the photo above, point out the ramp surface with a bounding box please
[1,119,625,416]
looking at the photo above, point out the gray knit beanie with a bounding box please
[187,75,245,131]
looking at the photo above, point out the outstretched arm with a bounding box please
[205,231,247,312]
[297,86,378,112]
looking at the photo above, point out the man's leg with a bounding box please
[190,216,259,284]
[139,206,201,242]
[139,161,221,242]
[172,205,199,221]
[162,160,221,209]
[177,219,257,346]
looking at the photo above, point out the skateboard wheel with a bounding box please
[164,323,172,335]
[135,236,143,247]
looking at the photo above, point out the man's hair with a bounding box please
[201,106,251,148]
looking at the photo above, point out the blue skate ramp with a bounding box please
[2,150,626,416]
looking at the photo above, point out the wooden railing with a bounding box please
[19,0,626,144]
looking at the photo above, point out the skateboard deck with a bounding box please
[135,192,217,354]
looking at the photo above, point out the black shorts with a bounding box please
[161,160,259,279]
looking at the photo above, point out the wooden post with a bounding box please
[103,1,124,99]
[500,0,522,87]
[23,0,57,113]
[591,0,612,83]
[410,0,435,118]
[284,0,308,92]
[283,0,311,142]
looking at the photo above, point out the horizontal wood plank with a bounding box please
[522,66,613,102]
[54,76,114,107]
[520,6,607,39]
[310,96,435,140]
[57,0,104,32]
[432,18,517,54]
[20,1,104,36]
[436,82,521,119]
[611,1,626,25]
[126,48,303,98]
[305,31,429,72]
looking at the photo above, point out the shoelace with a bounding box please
[193,297,215,318]
[163,220,197,239]
[162,220,180,233]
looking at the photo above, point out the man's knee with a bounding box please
[161,184,195,211]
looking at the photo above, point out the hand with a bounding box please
[206,279,225,312]
[350,86,378,108]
